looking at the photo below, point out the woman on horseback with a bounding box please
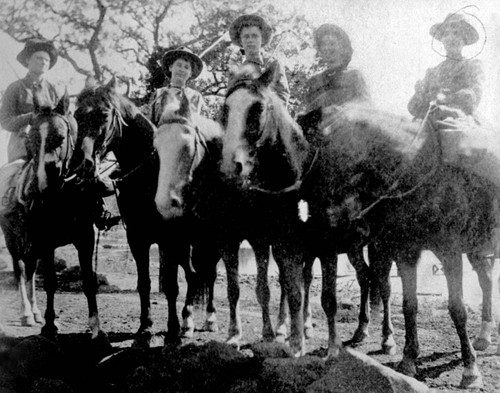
[148,47,205,125]
[0,39,64,162]
[304,23,370,114]
[408,13,483,120]
[228,14,290,107]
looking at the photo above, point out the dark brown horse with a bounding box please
[74,78,201,343]
[0,93,106,340]
[220,65,311,355]
[300,102,496,389]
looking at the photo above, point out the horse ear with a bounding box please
[55,91,70,116]
[105,76,118,92]
[257,62,276,88]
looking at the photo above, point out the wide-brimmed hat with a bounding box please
[229,14,273,47]
[16,39,58,69]
[430,13,479,46]
[162,47,203,80]
[313,24,353,68]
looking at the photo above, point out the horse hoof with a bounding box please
[459,374,483,389]
[304,325,314,339]
[181,327,194,339]
[472,337,491,351]
[203,320,218,333]
[132,330,153,349]
[382,343,397,355]
[34,313,45,324]
[382,336,397,355]
[41,325,58,340]
[350,328,369,345]
[226,336,241,349]
[21,316,36,327]
[397,360,416,377]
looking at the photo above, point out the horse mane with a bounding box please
[258,87,309,178]
[322,101,424,160]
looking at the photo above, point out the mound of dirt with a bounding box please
[0,335,429,393]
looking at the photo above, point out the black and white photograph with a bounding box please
[0,0,499,391]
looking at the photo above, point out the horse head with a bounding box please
[220,64,308,192]
[157,87,192,126]
[154,94,222,219]
[27,92,75,194]
[73,77,125,179]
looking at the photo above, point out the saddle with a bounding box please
[431,108,500,190]
[0,159,36,215]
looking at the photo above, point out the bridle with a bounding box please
[159,117,208,183]
[33,112,75,182]
[225,79,317,195]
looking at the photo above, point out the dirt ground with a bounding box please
[0,227,499,392]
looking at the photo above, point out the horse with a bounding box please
[299,102,497,388]
[74,78,202,343]
[0,93,106,340]
[220,64,314,355]
[153,87,223,336]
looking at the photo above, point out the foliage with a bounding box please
[0,0,321,116]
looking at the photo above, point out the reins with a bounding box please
[353,104,441,220]
[247,147,320,195]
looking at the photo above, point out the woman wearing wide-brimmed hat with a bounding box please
[408,13,484,119]
[228,14,290,106]
[148,46,206,125]
[0,39,64,162]
[303,23,370,114]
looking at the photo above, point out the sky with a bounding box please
[0,0,499,164]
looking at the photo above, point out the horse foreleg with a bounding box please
[252,241,274,342]
[347,247,371,345]
[223,242,242,347]
[28,269,44,325]
[303,254,314,339]
[161,240,190,344]
[468,253,494,351]
[76,229,104,340]
[396,252,419,377]
[15,259,36,327]
[189,241,220,334]
[129,240,153,336]
[274,241,305,357]
[319,248,341,358]
[439,250,482,389]
[369,244,396,355]
[40,250,58,339]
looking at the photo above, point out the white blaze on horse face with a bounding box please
[37,122,49,192]
[222,88,259,178]
[158,88,183,125]
[154,124,192,218]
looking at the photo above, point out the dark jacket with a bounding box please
[304,68,370,112]
[0,75,63,162]
[407,58,484,119]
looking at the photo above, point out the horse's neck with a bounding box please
[113,117,155,171]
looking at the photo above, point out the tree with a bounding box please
[0,0,319,115]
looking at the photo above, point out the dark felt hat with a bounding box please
[17,39,58,69]
[162,47,203,80]
[430,13,479,46]
[313,24,353,68]
[229,14,273,47]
